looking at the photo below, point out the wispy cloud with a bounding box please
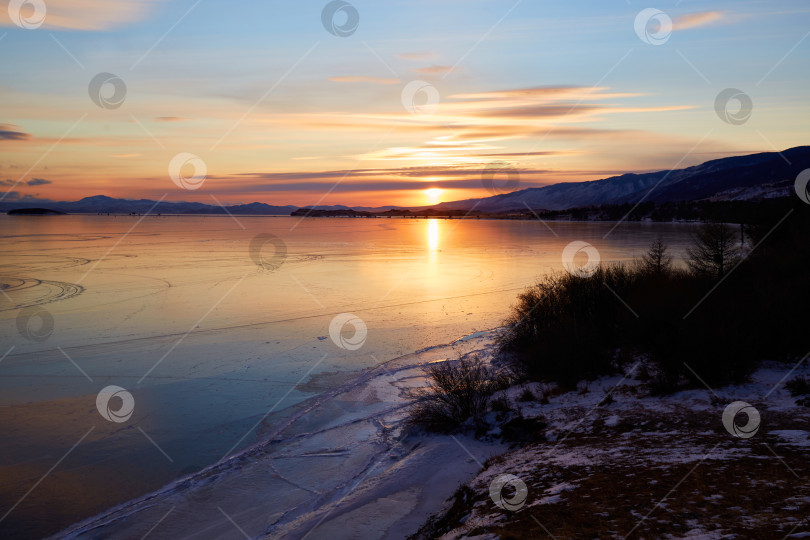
[0,0,165,31]
[396,52,437,61]
[264,84,697,184]
[207,166,559,193]
[412,65,453,75]
[329,76,401,85]
[674,11,725,31]
[448,87,640,102]
[154,116,191,122]
[26,178,51,186]
[299,86,685,138]
[0,124,32,141]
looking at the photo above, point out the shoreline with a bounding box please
[51,329,508,539]
[3,191,795,229]
[55,330,810,539]
[1,211,734,224]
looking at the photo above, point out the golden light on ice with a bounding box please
[424,188,443,204]
[427,219,440,250]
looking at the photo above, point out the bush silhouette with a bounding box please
[408,356,510,432]
[499,201,810,392]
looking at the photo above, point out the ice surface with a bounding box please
[0,215,700,537]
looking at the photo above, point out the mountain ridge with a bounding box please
[436,146,809,212]
[2,146,806,215]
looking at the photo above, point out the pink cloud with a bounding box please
[396,52,437,61]
[673,11,724,31]
[0,0,165,31]
[412,65,453,75]
[329,76,401,85]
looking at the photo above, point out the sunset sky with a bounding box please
[1,0,808,207]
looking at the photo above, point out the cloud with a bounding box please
[303,86,670,133]
[397,52,437,61]
[0,0,165,31]
[289,84,692,171]
[448,86,640,102]
[329,76,401,85]
[0,179,15,186]
[210,166,558,193]
[412,65,453,75]
[0,124,32,141]
[26,178,52,186]
[154,116,191,122]
[673,11,724,30]
[475,105,600,119]
[444,126,649,142]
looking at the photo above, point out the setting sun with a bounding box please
[424,188,444,204]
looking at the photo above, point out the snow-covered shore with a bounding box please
[51,331,507,540]
[51,329,810,539]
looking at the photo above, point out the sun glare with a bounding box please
[424,188,443,204]
[427,219,440,250]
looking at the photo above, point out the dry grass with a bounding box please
[414,407,810,539]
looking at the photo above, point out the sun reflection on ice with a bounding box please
[427,219,440,251]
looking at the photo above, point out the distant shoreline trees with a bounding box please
[685,222,743,279]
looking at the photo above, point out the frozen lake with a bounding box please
[0,215,699,538]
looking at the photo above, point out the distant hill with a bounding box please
[433,146,810,212]
[0,195,404,215]
[65,195,298,215]
[1,195,298,215]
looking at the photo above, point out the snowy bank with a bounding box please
[415,360,810,539]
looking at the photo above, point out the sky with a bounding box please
[0,0,808,207]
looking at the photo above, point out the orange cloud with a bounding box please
[0,76,707,207]
[396,52,437,61]
[673,11,724,30]
[279,85,692,170]
[412,65,453,75]
[329,76,401,85]
[0,0,164,31]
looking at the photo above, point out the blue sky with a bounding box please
[1,0,808,206]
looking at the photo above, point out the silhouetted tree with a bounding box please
[640,238,672,274]
[686,222,742,278]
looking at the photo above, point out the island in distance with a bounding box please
[6,207,67,215]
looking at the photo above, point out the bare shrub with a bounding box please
[408,356,509,432]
